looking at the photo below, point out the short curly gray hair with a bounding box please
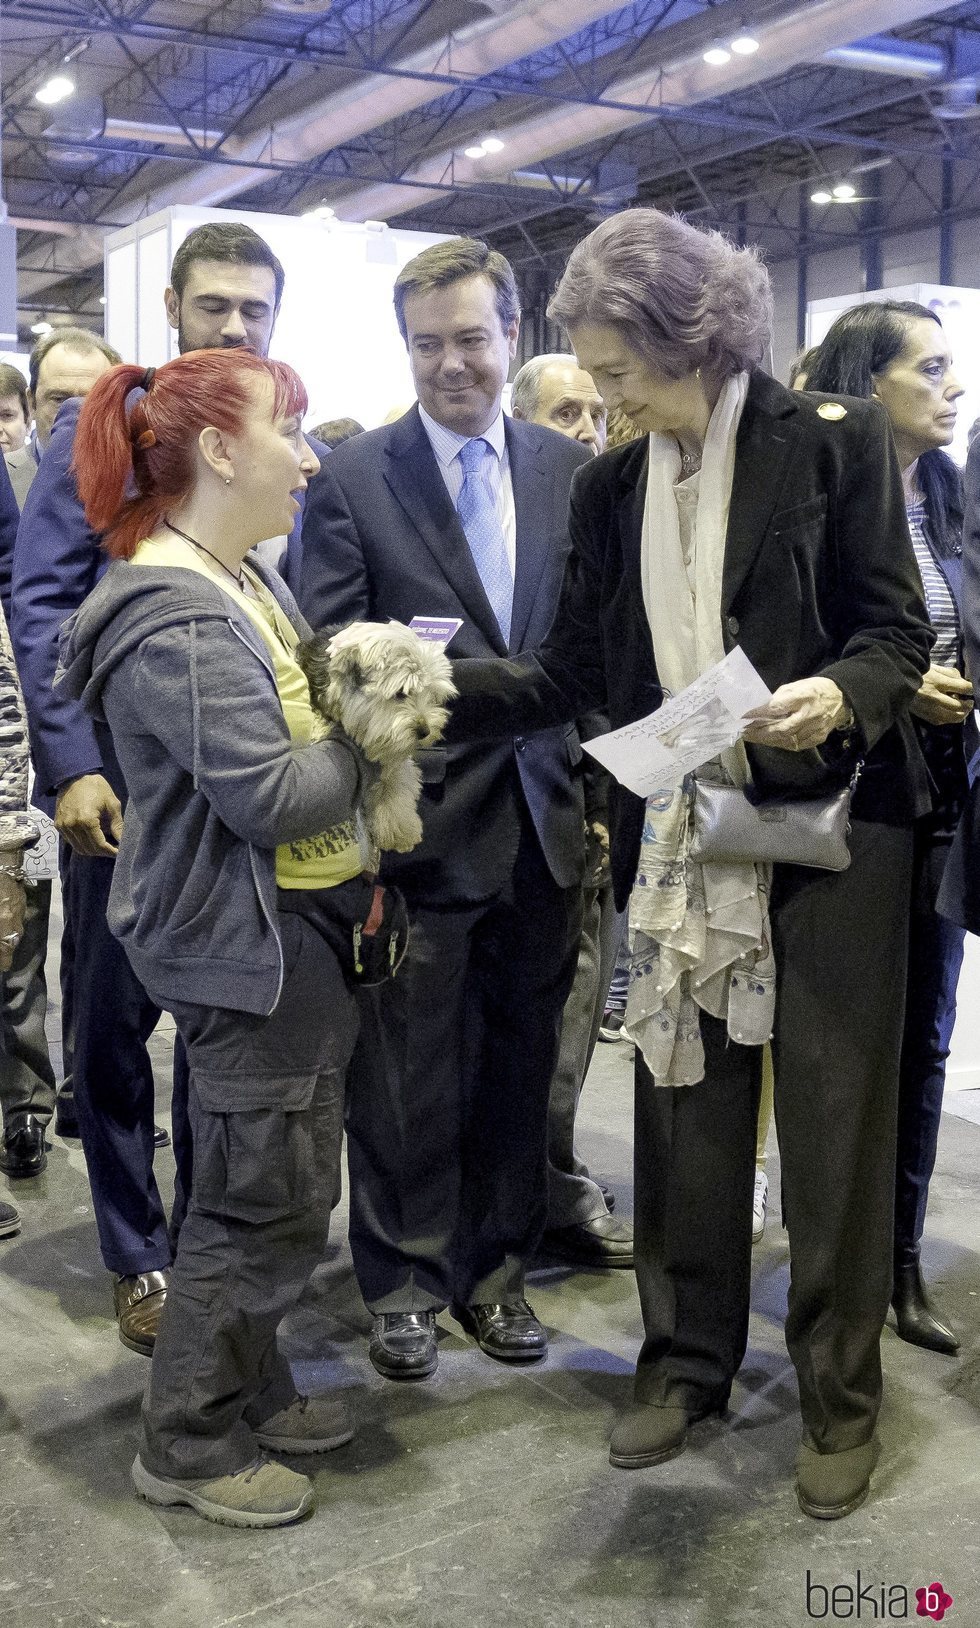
[548,208,772,380]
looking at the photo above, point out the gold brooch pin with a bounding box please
[817,402,847,421]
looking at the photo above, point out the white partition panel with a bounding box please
[105,239,138,367]
[105,206,450,430]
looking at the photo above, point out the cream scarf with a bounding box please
[625,372,776,1086]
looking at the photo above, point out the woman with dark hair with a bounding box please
[808,303,971,1357]
[448,208,934,1519]
[60,348,377,1530]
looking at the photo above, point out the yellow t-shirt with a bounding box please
[131,536,364,889]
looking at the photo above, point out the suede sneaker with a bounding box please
[131,1453,315,1529]
[255,1393,354,1455]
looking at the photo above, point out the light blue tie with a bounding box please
[456,437,513,646]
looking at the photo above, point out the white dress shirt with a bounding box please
[418,405,517,578]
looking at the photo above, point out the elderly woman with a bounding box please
[448,208,933,1520]
[808,304,971,1358]
[60,348,377,1531]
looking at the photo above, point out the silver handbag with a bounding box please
[689,767,861,872]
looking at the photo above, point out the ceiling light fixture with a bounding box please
[832,181,857,200]
[35,75,75,106]
[810,189,833,205]
[464,134,506,159]
[730,33,760,56]
[30,320,54,335]
[703,44,731,66]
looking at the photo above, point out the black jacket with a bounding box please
[448,370,934,909]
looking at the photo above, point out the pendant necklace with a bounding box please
[163,519,246,591]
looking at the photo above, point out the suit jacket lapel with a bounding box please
[506,419,553,653]
[383,407,507,652]
[723,372,803,611]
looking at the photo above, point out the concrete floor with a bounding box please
[2,985,980,1628]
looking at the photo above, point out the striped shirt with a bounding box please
[907,499,960,670]
[418,405,517,577]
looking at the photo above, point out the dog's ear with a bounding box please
[338,655,366,689]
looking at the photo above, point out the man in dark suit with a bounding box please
[300,238,589,1377]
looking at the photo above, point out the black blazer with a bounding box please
[298,405,591,904]
[448,370,935,909]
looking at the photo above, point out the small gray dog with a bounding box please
[299,621,456,853]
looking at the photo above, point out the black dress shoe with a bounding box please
[153,1124,171,1150]
[54,1089,78,1138]
[369,1312,438,1380]
[796,1438,879,1520]
[542,1213,634,1268]
[892,1260,959,1355]
[609,1393,729,1469]
[454,1300,547,1362]
[0,1199,21,1238]
[0,1114,47,1177]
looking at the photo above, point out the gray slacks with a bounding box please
[0,879,56,1128]
[545,879,625,1228]
[140,909,357,1481]
[632,817,913,1453]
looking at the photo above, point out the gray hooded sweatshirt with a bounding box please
[58,556,366,1017]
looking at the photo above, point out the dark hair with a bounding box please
[29,326,122,397]
[73,349,307,560]
[310,416,364,449]
[169,222,285,309]
[393,238,520,343]
[0,363,30,425]
[807,301,962,559]
[788,345,822,388]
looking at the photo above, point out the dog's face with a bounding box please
[299,623,456,762]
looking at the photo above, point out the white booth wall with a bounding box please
[104,207,451,431]
[808,286,980,1092]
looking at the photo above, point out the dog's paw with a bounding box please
[368,806,424,853]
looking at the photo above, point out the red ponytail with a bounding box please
[72,348,308,559]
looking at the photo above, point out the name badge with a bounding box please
[409,616,464,647]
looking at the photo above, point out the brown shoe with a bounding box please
[113,1269,170,1356]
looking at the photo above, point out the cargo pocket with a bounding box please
[192,1069,319,1225]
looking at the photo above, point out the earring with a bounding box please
[224,477,232,485]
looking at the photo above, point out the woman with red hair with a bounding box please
[61,348,375,1529]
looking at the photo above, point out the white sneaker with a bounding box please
[752,1169,768,1244]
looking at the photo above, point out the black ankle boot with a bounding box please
[892,1260,959,1355]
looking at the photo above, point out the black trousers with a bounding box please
[347,814,582,1312]
[632,817,913,1454]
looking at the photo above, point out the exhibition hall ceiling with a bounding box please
[3,0,980,329]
